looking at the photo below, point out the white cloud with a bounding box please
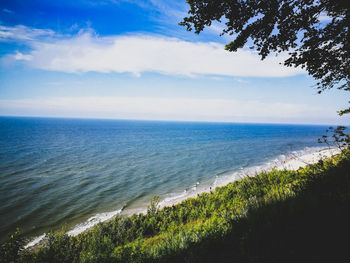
[0,25,55,42]
[14,51,33,61]
[9,30,303,77]
[0,96,343,125]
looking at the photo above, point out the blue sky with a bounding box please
[0,0,349,125]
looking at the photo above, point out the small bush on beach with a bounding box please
[2,150,350,263]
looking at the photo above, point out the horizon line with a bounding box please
[0,114,346,127]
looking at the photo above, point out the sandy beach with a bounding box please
[275,147,341,171]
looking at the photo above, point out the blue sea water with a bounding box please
[0,117,330,243]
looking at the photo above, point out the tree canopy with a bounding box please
[180,0,349,115]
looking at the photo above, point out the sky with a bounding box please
[0,0,349,125]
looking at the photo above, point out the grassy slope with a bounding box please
[2,150,350,263]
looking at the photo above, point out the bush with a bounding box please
[0,228,25,263]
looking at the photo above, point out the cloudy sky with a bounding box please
[0,0,349,125]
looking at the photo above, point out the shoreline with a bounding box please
[152,147,341,210]
[24,146,340,249]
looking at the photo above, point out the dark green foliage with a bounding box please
[34,231,79,263]
[0,228,25,263]
[2,150,350,262]
[180,0,350,114]
[147,195,160,217]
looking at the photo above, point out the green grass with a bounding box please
[2,150,350,263]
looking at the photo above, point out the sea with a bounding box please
[0,116,331,244]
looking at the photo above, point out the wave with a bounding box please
[24,234,46,249]
[24,207,123,249]
[158,190,187,208]
[67,208,123,236]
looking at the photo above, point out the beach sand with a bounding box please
[275,147,340,171]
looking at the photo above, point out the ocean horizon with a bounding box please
[0,116,332,244]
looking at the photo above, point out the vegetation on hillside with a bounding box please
[1,148,350,262]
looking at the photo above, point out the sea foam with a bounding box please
[67,208,123,236]
[25,208,123,249]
